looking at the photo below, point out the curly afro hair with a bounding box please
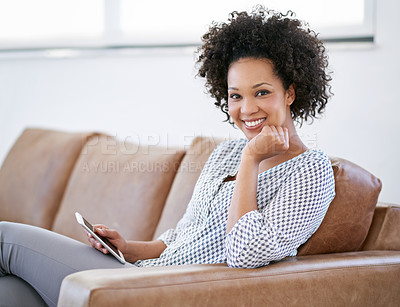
[196,6,332,126]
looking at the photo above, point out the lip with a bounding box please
[242,117,266,130]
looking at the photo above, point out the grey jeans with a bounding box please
[0,221,134,307]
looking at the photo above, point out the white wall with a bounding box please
[0,0,399,204]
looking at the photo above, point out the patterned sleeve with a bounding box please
[225,153,335,268]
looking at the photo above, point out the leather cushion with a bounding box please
[153,136,222,239]
[59,251,400,307]
[52,134,185,243]
[297,157,382,255]
[0,128,96,229]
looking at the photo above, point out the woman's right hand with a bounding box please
[86,224,128,255]
[243,125,289,163]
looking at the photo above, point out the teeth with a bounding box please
[244,118,265,127]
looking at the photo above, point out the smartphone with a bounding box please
[75,212,126,264]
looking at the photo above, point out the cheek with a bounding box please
[268,98,286,114]
[227,103,238,118]
[228,104,242,125]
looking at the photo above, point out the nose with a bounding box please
[240,98,258,115]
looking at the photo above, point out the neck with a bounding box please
[285,114,308,155]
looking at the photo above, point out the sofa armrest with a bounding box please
[362,203,400,251]
[58,251,400,307]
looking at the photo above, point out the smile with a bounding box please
[243,118,266,128]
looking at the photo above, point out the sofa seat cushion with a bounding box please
[59,251,400,307]
[52,134,185,243]
[0,128,97,229]
[297,157,382,255]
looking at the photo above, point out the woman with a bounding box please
[0,7,335,306]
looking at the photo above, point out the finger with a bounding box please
[270,126,284,144]
[98,228,119,241]
[269,125,278,135]
[94,227,112,238]
[93,224,108,231]
[95,227,105,235]
[275,126,284,136]
[99,244,109,254]
[91,239,107,253]
[261,125,273,135]
[88,237,99,247]
[88,237,104,250]
[275,126,285,141]
[96,227,112,238]
[284,127,289,147]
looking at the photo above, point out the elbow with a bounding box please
[225,242,253,268]
[225,239,287,268]
[226,258,250,269]
[226,254,270,268]
[225,245,272,268]
[226,253,243,268]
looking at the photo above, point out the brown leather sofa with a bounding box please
[1,128,399,306]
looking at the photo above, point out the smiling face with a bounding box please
[227,58,295,140]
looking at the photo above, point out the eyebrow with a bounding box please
[228,82,272,91]
[253,82,272,88]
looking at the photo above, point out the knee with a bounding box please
[0,221,15,236]
[0,221,8,231]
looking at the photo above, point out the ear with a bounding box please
[286,83,296,106]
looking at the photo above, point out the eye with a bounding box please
[256,90,270,97]
[229,93,241,100]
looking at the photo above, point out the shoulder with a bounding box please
[198,138,248,177]
[299,149,332,168]
[292,149,335,191]
[207,138,248,161]
[275,149,334,187]
[214,138,248,152]
[302,150,334,177]
[267,150,336,206]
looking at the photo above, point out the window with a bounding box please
[0,0,375,51]
[0,0,103,49]
[120,0,374,44]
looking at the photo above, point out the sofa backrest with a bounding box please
[51,134,185,243]
[153,136,222,239]
[0,128,99,229]
[0,129,387,255]
[297,157,382,255]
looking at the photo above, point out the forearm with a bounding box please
[226,155,260,233]
[123,240,166,263]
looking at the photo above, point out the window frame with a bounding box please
[0,0,375,53]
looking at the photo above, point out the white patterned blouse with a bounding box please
[136,138,335,268]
